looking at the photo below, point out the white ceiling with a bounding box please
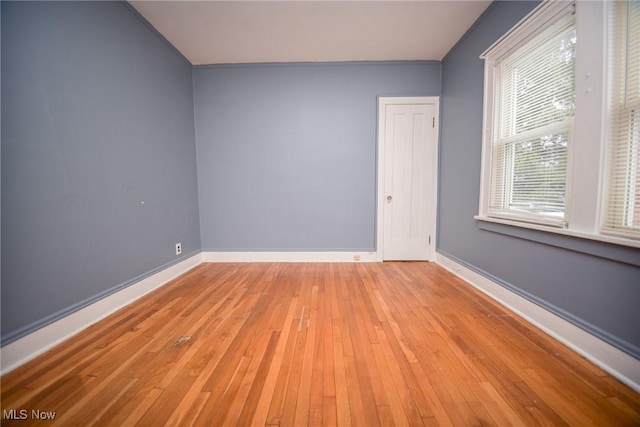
[129,1,492,65]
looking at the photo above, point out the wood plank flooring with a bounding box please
[2,262,639,426]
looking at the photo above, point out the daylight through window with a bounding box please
[478,0,640,247]
[486,5,575,226]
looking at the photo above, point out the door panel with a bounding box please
[382,103,435,260]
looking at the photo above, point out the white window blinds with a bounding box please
[487,9,576,227]
[602,0,640,239]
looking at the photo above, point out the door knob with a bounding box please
[386,195,392,201]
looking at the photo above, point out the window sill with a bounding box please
[474,215,640,267]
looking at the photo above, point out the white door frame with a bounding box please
[376,96,440,261]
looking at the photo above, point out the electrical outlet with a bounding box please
[175,243,182,255]
[353,254,361,262]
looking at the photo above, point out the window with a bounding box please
[481,1,576,227]
[602,0,640,239]
[477,0,640,248]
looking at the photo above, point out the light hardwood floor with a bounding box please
[1,262,639,426]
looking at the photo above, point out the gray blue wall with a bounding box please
[1,1,200,344]
[193,62,441,251]
[439,1,640,358]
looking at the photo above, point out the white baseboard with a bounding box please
[0,253,203,375]
[436,252,640,392]
[202,251,379,263]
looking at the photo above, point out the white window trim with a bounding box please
[476,0,640,249]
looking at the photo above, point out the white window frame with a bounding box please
[476,0,640,249]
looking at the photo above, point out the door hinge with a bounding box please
[428,235,431,245]
[432,117,435,128]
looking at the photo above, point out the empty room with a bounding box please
[2,0,639,425]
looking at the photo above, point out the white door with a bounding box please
[378,98,438,261]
